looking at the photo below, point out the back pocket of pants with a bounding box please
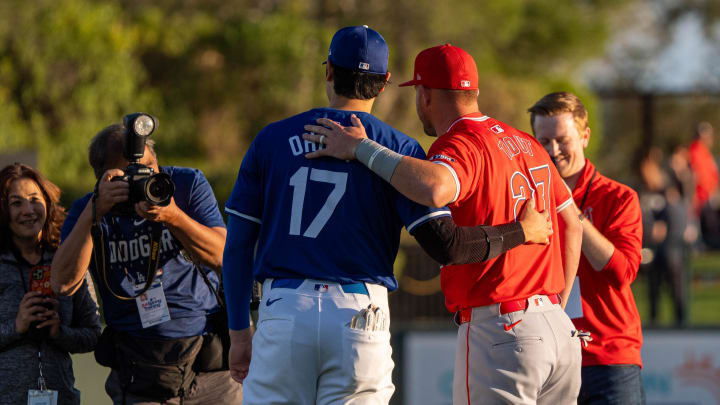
[250,318,294,377]
[492,336,544,350]
[342,327,392,384]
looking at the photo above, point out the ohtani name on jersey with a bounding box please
[107,229,177,264]
[289,135,324,156]
[497,136,534,160]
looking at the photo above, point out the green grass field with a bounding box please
[633,251,720,326]
[72,352,110,405]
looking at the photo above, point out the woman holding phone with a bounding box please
[0,163,101,405]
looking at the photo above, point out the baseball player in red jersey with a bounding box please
[304,45,584,405]
[529,92,644,404]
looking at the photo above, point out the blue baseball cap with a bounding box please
[327,25,388,75]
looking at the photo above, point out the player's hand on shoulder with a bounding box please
[303,114,366,160]
[229,328,253,383]
[519,199,552,245]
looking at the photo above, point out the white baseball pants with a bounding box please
[243,279,394,405]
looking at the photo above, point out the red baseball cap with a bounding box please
[399,44,478,90]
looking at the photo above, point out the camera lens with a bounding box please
[144,173,174,205]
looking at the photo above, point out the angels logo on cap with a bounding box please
[399,44,478,90]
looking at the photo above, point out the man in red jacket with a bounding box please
[689,121,720,249]
[529,92,644,404]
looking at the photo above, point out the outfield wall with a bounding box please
[399,330,720,405]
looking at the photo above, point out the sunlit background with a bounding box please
[1,0,719,403]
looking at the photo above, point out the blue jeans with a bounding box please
[579,365,645,405]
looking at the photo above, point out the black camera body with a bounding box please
[109,113,175,216]
[111,163,175,216]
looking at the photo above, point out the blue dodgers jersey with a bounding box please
[225,108,450,290]
[61,166,226,338]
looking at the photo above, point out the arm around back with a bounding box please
[412,199,551,265]
[303,115,458,208]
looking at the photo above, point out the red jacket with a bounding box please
[569,159,643,367]
[689,139,719,213]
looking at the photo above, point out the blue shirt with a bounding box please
[225,108,450,290]
[61,166,225,338]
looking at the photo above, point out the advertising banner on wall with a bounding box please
[403,330,720,405]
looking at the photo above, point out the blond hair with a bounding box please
[528,92,589,133]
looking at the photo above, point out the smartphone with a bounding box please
[28,265,54,340]
[29,265,54,308]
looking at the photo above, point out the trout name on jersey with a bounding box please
[497,135,535,160]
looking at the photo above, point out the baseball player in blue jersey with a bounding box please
[222,26,553,405]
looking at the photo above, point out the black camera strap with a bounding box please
[90,188,161,301]
[195,265,225,311]
[578,168,598,212]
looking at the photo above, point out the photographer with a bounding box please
[51,119,242,404]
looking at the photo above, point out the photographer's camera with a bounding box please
[110,113,175,216]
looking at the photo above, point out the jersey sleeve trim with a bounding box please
[432,161,460,203]
[225,207,262,224]
[556,197,574,213]
[406,210,452,233]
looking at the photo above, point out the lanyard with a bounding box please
[578,169,597,211]
[7,247,49,391]
[37,348,47,390]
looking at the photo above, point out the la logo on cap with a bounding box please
[460,80,471,88]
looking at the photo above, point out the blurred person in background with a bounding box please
[638,146,692,327]
[688,121,720,249]
[637,147,667,274]
[0,163,101,405]
[51,123,241,405]
[529,92,644,405]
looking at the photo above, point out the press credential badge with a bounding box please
[28,389,57,405]
[135,280,171,328]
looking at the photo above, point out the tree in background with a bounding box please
[0,0,630,205]
[583,0,720,182]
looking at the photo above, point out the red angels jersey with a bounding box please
[427,112,573,312]
[568,160,643,367]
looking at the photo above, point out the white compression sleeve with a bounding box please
[354,138,403,183]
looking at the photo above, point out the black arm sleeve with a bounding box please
[411,216,526,265]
